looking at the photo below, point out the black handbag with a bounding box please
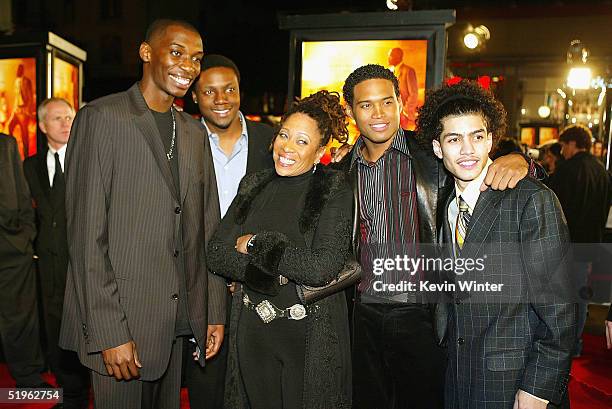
[297,258,362,304]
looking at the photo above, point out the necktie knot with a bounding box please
[458,196,469,213]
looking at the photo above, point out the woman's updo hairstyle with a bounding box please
[281,90,349,146]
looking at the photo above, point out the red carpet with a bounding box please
[570,333,612,408]
[0,367,189,409]
[0,335,610,408]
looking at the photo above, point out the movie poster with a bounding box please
[301,39,428,158]
[53,56,79,112]
[0,57,37,159]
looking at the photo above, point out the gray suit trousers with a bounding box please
[91,338,183,409]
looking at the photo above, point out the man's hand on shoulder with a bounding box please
[102,340,142,380]
[513,389,548,409]
[482,153,528,191]
[330,143,352,163]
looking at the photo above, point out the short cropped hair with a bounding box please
[559,124,592,151]
[342,64,401,107]
[198,54,241,83]
[416,79,507,149]
[145,18,199,43]
[37,98,74,122]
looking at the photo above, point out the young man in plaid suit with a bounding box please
[418,80,577,409]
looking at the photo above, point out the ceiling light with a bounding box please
[567,67,592,90]
[386,0,398,10]
[538,106,551,118]
[463,25,490,50]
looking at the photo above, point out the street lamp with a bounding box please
[566,40,592,90]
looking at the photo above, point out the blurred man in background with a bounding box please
[0,132,46,388]
[24,98,90,409]
[548,124,610,357]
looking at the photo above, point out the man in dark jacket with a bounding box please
[548,124,611,356]
[0,133,46,388]
[24,98,90,408]
[185,54,274,409]
[549,125,610,243]
[337,64,537,409]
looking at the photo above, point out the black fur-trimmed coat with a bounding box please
[207,166,354,409]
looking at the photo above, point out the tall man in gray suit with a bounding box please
[418,80,576,409]
[59,19,226,409]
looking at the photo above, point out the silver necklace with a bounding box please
[167,107,176,161]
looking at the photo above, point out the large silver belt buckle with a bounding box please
[255,300,277,323]
[288,304,307,320]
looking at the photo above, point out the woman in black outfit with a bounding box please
[207,90,354,409]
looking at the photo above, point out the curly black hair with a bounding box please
[342,64,401,107]
[559,124,592,150]
[416,80,507,150]
[281,90,349,146]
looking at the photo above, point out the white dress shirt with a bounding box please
[447,158,492,246]
[46,144,67,187]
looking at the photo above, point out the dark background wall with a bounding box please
[4,0,612,116]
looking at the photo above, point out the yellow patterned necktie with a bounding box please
[455,196,471,250]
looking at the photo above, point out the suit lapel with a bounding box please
[463,188,504,257]
[407,135,441,244]
[245,120,272,174]
[438,183,455,247]
[176,113,192,205]
[128,84,179,201]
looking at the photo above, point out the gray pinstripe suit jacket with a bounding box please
[59,84,226,381]
[438,177,577,408]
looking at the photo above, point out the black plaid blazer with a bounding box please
[438,177,577,408]
[59,84,226,380]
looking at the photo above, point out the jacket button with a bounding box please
[457,337,465,345]
[175,206,181,214]
[171,294,179,300]
[173,250,179,257]
[52,221,57,228]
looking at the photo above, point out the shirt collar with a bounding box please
[47,144,67,156]
[454,158,493,213]
[351,128,410,167]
